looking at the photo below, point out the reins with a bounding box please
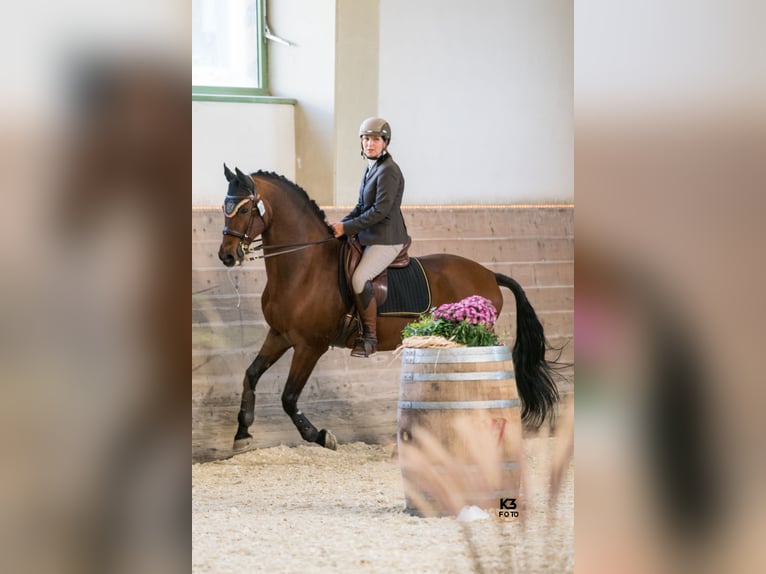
[245,236,335,260]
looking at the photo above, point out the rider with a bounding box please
[331,117,410,357]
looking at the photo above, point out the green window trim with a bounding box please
[192,92,297,104]
[192,86,296,105]
[193,0,286,104]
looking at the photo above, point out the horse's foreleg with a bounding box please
[281,345,337,450]
[233,329,291,452]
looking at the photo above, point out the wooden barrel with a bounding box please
[397,346,522,516]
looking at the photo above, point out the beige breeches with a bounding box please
[352,243,405,294]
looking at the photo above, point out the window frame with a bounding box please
[192,0,274,103]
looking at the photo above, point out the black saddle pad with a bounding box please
[378,258,432,317]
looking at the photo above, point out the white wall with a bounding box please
[192,101,295,206]
[379,0,573,204]
[269,0,337,205]
[334,0,380,206]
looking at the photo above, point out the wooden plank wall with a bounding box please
[192,206,574,462]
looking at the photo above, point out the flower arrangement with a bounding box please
[402,295,500,347]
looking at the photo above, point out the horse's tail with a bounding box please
[496,273,560,427]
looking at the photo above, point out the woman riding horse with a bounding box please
[330,117,409,359]
[218,164,559,451]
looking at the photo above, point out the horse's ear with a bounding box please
[224,163,235,182]
[235,167,254,192]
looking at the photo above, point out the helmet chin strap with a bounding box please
[362,149,388,160]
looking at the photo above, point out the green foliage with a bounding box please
[402,314,500,347]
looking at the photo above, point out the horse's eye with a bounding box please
[238,207,250,215]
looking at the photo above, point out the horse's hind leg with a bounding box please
[233,329,291,452]
[281,344,337,450]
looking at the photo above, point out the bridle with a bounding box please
[222,193,266,242]
[222,193,334,261]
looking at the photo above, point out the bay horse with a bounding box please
[218,165,559,451]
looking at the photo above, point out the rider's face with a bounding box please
[361,135,386,159]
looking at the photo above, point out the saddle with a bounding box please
[343,234,412,307]
[332,235,429,348]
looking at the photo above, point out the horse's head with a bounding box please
[218,164,269,267]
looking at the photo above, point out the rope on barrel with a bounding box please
[399,336,465,349]
[393,336,464,366]
[397,335,465,374]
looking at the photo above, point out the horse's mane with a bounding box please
[252,171,333,234]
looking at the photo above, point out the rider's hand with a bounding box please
[331,222,345,238]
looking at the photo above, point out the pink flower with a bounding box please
[432,295,497,328]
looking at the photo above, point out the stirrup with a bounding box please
[351,337,377,358]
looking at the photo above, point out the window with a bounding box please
[192,0,268,101]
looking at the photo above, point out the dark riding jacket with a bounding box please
[341,152,410,246]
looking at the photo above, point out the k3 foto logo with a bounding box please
[498,498,519,521]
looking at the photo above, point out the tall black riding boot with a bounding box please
[351,281,378,358]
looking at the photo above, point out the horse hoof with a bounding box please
[232,437,252,453]
[320,429,337,451]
